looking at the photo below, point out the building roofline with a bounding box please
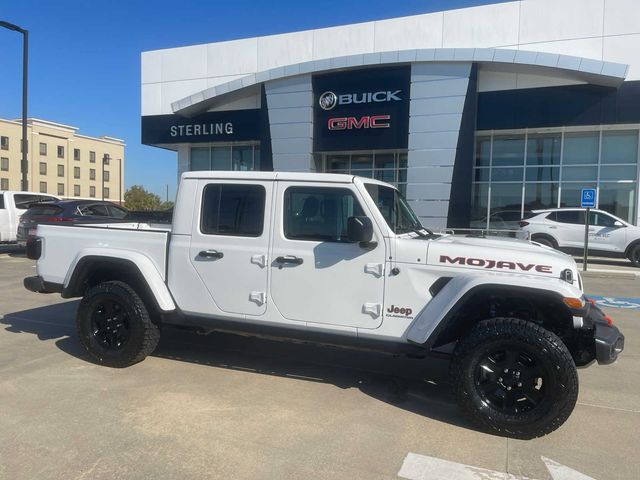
[170,48,629,116]
[0,117,125,146]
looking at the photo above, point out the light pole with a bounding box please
[102,153,110,200]
[0,20,29,191]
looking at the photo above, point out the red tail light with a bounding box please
[45,217,73,222]
[519,221,530,227]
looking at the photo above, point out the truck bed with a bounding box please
[36,223,171,287]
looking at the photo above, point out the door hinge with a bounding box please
[364,263,384,277]
[250,254,267,268]
[249,291,266,306]
[362,303,381,318]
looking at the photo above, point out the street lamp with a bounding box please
[102,153,110,200]
[0,20,29,191]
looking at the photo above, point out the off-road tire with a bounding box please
[76,281,160,368]
[628,243,640,267]
[450,318,578,439]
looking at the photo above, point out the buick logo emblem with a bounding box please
[319,91,337,111]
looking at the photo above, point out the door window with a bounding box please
[200,184,265,237]
[553,211,585,224]
[589,212,618,227]
[284,187,364,242]
[79,204,110,216]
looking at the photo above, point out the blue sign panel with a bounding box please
[581,188,597,208]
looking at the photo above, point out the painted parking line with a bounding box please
[586,295,640,310]
[397,452,596,480]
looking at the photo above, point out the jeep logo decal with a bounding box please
[439,255,553,274]
[386,305,413,317]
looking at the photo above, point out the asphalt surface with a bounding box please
[0,245,638,480]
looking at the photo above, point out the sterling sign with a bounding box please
[141,109,260,145]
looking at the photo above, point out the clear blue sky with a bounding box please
[0,0,503,200]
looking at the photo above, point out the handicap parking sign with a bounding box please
[581,188,596,208]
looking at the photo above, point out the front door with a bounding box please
[270,182,386,329]
[189,180,271,316]
[588,211,628,253]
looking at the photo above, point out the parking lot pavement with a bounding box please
[1,251,639,480]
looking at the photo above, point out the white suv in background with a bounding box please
[519,208,640,266]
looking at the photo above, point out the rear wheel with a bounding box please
[628,244,640,267]
[450,318,578,439]
[76,281,160,368]
[531,235,557,249]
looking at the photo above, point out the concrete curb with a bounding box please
[581,269,640,279]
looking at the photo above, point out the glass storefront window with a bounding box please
[491,167,523,182]
[475,137,491,166]
[190,144,260,172]
[525,166,559,182]
[324,151,407,191]
[212,146,231,170]
[599,165,638,181]
[472,127,640,227]
[563,132,599,164]
[601,130,638,164]
[526,133,561,165]
[599,183,637,223]
[190,147,210,171]
[562,166,598,181]
[524,183,558,211]
[492,135,525,166]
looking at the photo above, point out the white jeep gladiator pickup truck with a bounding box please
[24,172,624,438]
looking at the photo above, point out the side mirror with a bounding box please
[347,216,374,245]
[614,220,625,228]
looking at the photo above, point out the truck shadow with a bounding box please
[1,301,480,434]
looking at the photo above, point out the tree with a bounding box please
[124,185,162,211]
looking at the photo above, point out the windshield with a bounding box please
[364,183,423,234]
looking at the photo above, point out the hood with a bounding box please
[396,234,578,282]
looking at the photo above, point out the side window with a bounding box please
[284,187,364,242]
[201,184,265,237]
[108,206,128,219]
[590,212,617,227]
[554,211,584,225]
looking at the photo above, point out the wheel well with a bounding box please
[625,239,640,257]
[65,257,161,318]
[431,286,574,349]
[530,233,557,247]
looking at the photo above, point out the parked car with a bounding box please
[0,191,60,243]
[519,208,640,266]
[17,200,128,245]
[24,172,624,439]
[470,209,530,231]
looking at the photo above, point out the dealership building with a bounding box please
[141,0,640,228]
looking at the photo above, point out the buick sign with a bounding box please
[320,90,402,110]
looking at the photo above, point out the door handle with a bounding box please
[275,255,303,265]
[198,249,224,259]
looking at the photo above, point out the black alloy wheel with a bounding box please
[629,244,640,267]
[91,298,130,350]
[474,347,548,415]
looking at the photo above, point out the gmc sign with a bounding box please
[327,115,391,130]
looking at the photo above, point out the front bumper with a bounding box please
[581,299,625,365]
[594,321,625,365]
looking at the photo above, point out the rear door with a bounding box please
[270,182,386,329]
[551,210,585,248]
[189,180,272,316]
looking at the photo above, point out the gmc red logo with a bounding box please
[327,115,391,130]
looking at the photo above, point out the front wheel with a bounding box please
[628,244,640,267]
[76,281,160,368]
[450,318,578,439]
